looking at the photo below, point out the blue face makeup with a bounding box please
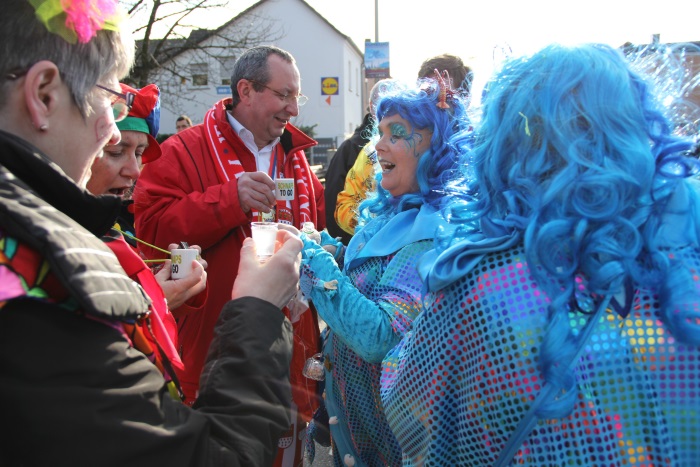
[389,123,409,144]
[379,122,424,156]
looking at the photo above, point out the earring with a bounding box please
[39,124,48,131]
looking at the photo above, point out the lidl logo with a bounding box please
[321,77,339,96]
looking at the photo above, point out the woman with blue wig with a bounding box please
[381,43,700,465]
[298,76,470,466]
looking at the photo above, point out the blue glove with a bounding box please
[300,231,325,256]
[298,244,397,363]
[320,229,345,265]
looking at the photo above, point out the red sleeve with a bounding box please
[133,132,250,259]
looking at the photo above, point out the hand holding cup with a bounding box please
[233,229,303,309]
[250,222,278,263]
[171,248,201,279]
[154,244,207,309]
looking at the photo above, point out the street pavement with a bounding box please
[304,441,333,466]
[305,318,334,466]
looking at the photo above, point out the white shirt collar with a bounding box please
[227,112,280,173]
[227,112,279,154]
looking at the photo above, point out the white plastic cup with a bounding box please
[251,222,278,262]
[301,222,321,244]
[302,353,325,381]
[170,249,199,279]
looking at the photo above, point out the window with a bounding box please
[348,60,352,92]
[190,63,208,86]
[219,56,236,85]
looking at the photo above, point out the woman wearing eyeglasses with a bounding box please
[0,1,301,465]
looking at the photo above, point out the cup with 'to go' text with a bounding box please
[171,248,200,279]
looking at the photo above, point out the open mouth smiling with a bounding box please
[379,159,395,173]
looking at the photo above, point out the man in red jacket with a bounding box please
[134,45,324,467]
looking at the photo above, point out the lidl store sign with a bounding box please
[321,77,339,96]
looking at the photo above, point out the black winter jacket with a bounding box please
[0,130,293,466]
[324,113,374,244]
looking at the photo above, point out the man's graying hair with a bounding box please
[229,45,295,108]
[0,0,133,116]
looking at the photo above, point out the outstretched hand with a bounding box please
[232,229,303,309]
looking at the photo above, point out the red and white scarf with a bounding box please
[203,105,313,227]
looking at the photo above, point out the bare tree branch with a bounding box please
[125,0,279,88]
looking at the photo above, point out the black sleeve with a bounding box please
[324,140,361,243]
[0,296,293,467]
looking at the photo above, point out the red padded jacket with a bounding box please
[134,99,325,421]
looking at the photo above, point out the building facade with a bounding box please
[148,0,366,160]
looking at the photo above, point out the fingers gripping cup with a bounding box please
[171,249,199,279]
[251,222,278,263]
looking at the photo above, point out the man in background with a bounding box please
[175,114,192,132]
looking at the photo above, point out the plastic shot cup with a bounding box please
[302,353,325,381]
[251,222,278,263]
[171,248,199,279]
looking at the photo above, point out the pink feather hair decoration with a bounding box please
[30,0,122,44]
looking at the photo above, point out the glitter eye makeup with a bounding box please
[389,123,409,143]
[389,123,424,154]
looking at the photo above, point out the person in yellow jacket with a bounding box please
[334,143,378,235]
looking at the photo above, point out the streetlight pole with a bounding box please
[364,0,379,119]
[374,0,378,42]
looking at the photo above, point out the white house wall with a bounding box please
[153,0,364,147]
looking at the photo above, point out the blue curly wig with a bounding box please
[356,79,471,227]
[444,43,700,417]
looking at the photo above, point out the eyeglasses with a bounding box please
[96,84,135,122]
[249,80,308,106]
[5,72,135,121]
